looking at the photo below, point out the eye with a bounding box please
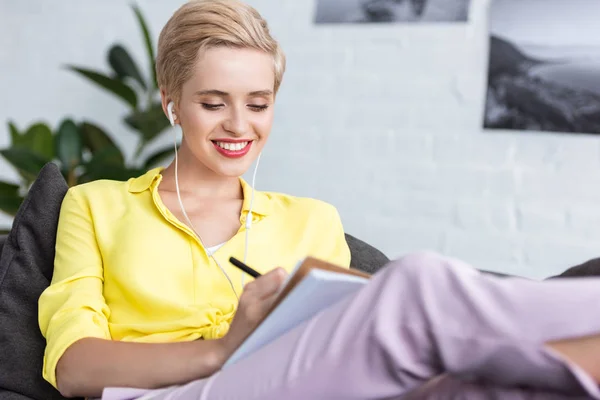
[201,103,224,110]
[248,104,269,112]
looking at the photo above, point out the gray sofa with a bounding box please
[1,163,599,400]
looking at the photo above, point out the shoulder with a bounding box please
[263,191,341,221]
[262,191,350,267]
[66,167,161,206]
[66,178,131,205]
[62,174,150,220]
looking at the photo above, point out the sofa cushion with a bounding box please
[0,390,35,400]
[0,163,72,400]
[345,233,389,274]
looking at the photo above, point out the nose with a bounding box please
[222,106,250,137]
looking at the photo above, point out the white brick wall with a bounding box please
[1,0,599,279]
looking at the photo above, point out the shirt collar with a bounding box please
[128,167,163,193]
[128,167,271,216]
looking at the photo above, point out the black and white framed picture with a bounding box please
[314,0,471,24]
[484,0,600,135]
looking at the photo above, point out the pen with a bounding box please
[229,257,262,278]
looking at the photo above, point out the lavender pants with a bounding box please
[103,252,600,400]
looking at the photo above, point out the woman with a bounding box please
[39,1,600,399]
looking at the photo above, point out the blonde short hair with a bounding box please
[156,0,286,102]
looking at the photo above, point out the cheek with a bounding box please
[252,113,274,138]
[185,110,219,133]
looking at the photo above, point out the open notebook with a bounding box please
[101,257,370,400]
[224,256,370,367]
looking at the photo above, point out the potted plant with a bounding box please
[0,4,174,230]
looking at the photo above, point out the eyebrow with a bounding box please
[194,89,273,97]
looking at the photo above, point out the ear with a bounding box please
[160,88,178,125]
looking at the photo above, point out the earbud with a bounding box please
[167,101,176,126]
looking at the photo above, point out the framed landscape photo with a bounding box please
[484,0,600,135]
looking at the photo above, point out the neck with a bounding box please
[159,147,242,200]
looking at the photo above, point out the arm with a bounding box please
[55,337,228,398]
[303,202,351,268]
[322,205,351,268]
[38,189,228,398]
[56,269,288,398]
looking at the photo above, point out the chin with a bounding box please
[210,161,253,178]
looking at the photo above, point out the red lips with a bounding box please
[212,140,253,158]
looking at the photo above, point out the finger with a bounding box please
[259,287,285,313]
[245,267,287,299]
[262,267,288,291]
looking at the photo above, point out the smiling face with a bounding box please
[162,46,276,178]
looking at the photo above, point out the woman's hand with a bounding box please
[220,267,288,359]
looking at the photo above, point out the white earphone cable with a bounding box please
[242,152,261,287]
[168,102,260,300]
[172,127,241,300]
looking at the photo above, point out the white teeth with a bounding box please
[215,141,249,151]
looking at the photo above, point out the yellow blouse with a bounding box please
[38,168,351,388]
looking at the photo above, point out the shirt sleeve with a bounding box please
[322,204,352,268]
[38,187,111,389]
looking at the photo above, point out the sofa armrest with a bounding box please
[548,257,600,279]
[345,233,389,274]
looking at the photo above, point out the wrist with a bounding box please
[212,337,231,370]
[190,339,230,378]
[216,333,239,363]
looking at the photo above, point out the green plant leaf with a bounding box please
[66,66,138,108]
[24,123,54,160]
[56,119,83,171]
[8,121,20,144]
[86,145,125,168]
[9,122,54,160]
[0,148,49,182]
[81,145,128,184]
[7,122,55,162]
[0,181,22,216]
[0,181,20,197]
[132,4,157,88]
[82,158,141,183]
[143,146,175,170]
[108,44,147,90]
[124,101,170,143]
[80,121,120,155]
